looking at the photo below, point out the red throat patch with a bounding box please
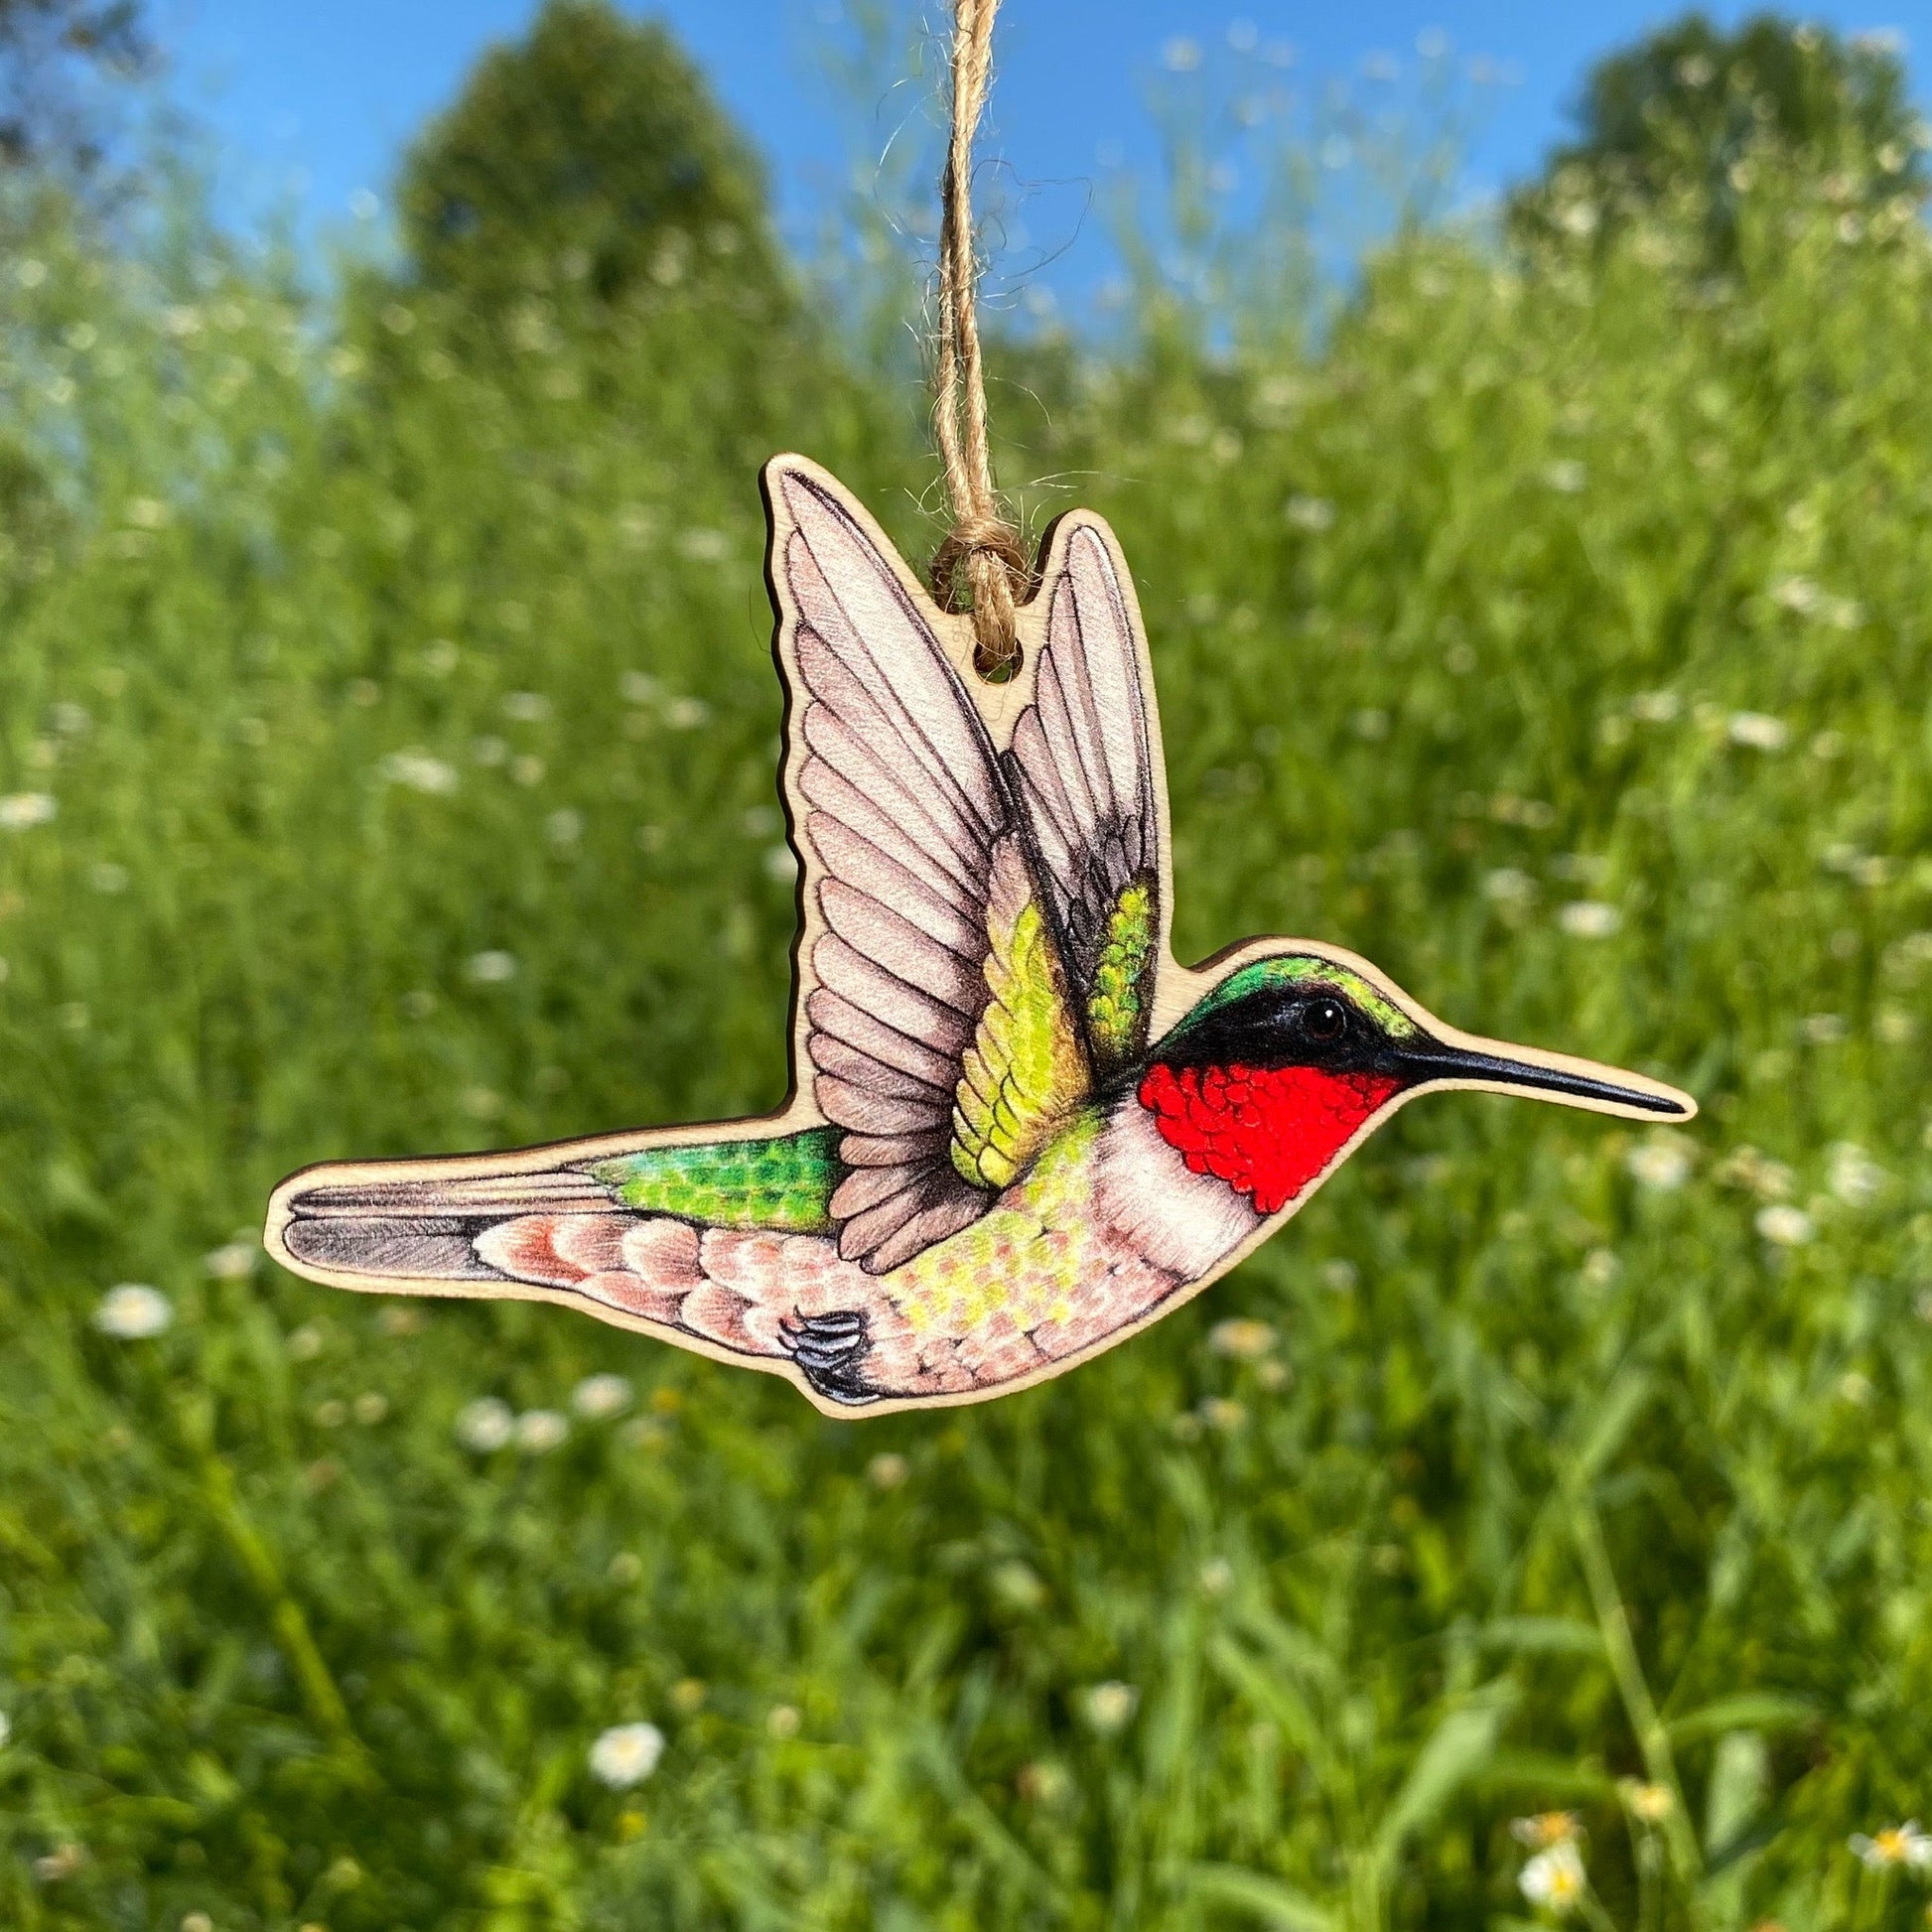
[1139,1062,1402,1214]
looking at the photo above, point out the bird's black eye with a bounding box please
[1304,996,1348,1042]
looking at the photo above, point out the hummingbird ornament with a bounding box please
[266,457,1695,1416]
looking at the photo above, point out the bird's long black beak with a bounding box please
[1393,1036,1696,1121]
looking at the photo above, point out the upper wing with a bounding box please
[777,467,1089,1274]
[1007,523,1162,1078]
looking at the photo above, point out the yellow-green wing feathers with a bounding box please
[1085,876,1158,1073]
[950,840,1091,1190]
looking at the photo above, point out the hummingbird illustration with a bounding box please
[266,457,1695,1415]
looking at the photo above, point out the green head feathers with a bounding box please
[1176,954,1421,1042]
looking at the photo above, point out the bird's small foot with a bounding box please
[784,1308,877,1405]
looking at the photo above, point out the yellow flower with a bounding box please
[1620,1778,1675,1823]
[1511,1811,1582,1849]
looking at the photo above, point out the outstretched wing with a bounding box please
[1008,522,1162,1077]
[777,467,1089,1274]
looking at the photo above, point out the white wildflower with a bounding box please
[1773,575,1821,614]
[868,1451,908,1489]
[675,527,730,563]
[572,1373,632,1419]
[1520,1840,1587,1913]
[1630,690,1680,723]
[204,1241,256,1280]
[467,950,517,984]
[454,1397,514,1451]
[620,670,660,706]
[93,1284,172,1338]
[1727,712,1789,752]
[1850,1822,1932,1869]
[1801,1013,1847,1044]
[1208,1317,1277,1360]
[0,792,57,830]
[1828,1143,1884,1205]
[1559,900,1621,938]
[0,1710,10,1747]
[664,696,710,730]
[1284,493,1335,531]
[1544,460,1587,493]
[514,1408,568,1451]
[546,808,584,847]
[502,691,550,723]
[1755,1204,1813,1247]
[1198,1556,1234,1596]
[589,1722,663,1788]
[1626,1134,1692,1191]
[1082,1681,1139,1734]
[763,844,796,882]
[380,751,459,795]
[1483,867,1537,904]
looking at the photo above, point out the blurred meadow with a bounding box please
[2,3,1932,1927]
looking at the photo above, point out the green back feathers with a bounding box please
[1086,877,1157,1073]
[589,1128,838,1231]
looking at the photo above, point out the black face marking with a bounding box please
[1155,984,1412,1079]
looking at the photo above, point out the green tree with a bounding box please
[395,0,786,324]
[1513,12,1926,254]
[0,0,151,199]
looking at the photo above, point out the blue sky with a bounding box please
[158,0,1929,300]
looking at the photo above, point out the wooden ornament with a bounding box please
[265,457,1695,1416]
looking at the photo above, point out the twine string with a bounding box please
[931,0,1029,680]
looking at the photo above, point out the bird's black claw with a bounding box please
[783,1309,876,1405]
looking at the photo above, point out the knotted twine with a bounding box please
[929,0,1031,680]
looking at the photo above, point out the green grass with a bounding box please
[0,143,1930,1932]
